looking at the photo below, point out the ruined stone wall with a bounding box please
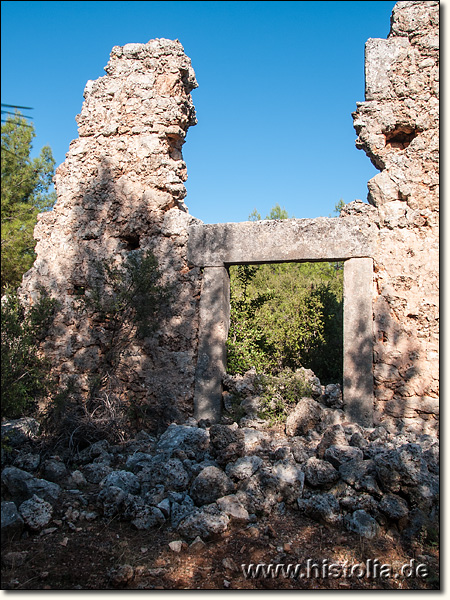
[348,0,439,434]
[21,39,203,431]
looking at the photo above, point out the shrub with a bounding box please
[257,368,313,424]
[1,288,57,418]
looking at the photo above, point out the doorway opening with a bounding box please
[226,261,343,386]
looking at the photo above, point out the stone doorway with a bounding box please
[187,217,375,426]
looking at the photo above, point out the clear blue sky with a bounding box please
[2,1,399,223]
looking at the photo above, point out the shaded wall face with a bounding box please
[21,39,203,432]
[351,0,439,434]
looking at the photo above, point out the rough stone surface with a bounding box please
[350,0,439,433]
[18,495,53,531]
[344,509,380,539]
[285,398,324,437]
[177,504,230,540]
[1,501,24,539]
[304,458,339,487]
[19,38,202,431]
[1,418,40,447]
[190,466,234,507]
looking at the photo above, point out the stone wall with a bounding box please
[21,39,204,432]
[349,0,439,434]
[20,1,439,436]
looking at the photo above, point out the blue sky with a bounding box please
[2,1,404,223]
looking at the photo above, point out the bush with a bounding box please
[257,368,313,424]
[227,261,343,384]
[1,289,57,418]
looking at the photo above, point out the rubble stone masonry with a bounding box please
[20,1,439,435]
[349,0,439,433]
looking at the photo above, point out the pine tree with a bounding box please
[1,112,56,291]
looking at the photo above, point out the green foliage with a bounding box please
[257,369,312,424]
[1,112,57,291]
[80,250,171,369]
[1,289,57,418]
[227,206,343,384]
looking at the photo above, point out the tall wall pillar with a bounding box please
[194,267,230,422]
[343,257,374,426]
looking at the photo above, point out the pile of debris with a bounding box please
[1,369,439,546]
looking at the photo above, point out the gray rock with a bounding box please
[304,457,339,487]
[339,492,380,515]
[156,498,171,518]
[225,456,263,481]
[289,438,311,463]
[131,506,165,530]
[101,470,140,495]
[374,444,426,493]
[97,485,127,518]
[1,467,61,505]
[19,495,53,531]
[324,445,364,468]
[83,463,113,484]
[216,494,250,522]
[338,458,375,486]
[349,432,369,450]
[177,504,229,540]
[237,468,280,515]
[285,398,324,437]
[13,452,41,473]
[423,443,439,475]
[320,384,343,408]
[76,439,110,464]
[190,466,234,506]
[379,494,409,520]
[272,460,305,502]
[209,424,245,464]
[344,509,380,539]
[297,493,342,526]
[125,452,154,473]
[1,501,24,539]
[316,425,348,458]
[1,418,40,447]
[41,459,68,483]
[138,455,190,492]
[156,424,209,459]
[171,494,196,528]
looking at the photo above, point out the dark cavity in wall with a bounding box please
[384,125,421,150]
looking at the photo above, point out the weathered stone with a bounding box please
[1,418,40,447]
[324,445,364,468]
[285,398,324,437]
[41,459,68,483]
[317,425,348,458]
[131,506,165,530]
[1,501,24,539]
[338,458,375,487]
[187,218,377,267]
[13,452,41,473]
[101,470,140,495]
[379,494,409,520]
[190,466,234,507]
[19,495,53,531]
[225,456,263,481]
[138,456,190,492]
[1,467,61,505]
[216,495,249,522]
[271,460,305,503]
[177,504,229,540]
[82,463,113,484]
[304,457,339,487]
[156,425,209,460]
[344,509,380,539]
[297,493,342,526]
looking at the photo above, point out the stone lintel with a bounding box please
[187,216,376,267]
[193,266,230,422]
[343,257,374,426]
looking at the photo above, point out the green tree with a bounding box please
[227,205,343,384]
[1,112,57,291]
